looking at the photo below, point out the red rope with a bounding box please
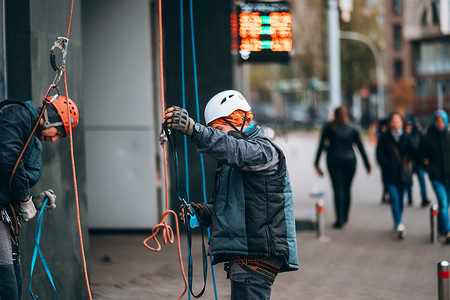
[61,0,93,299]
[142,0,188,299]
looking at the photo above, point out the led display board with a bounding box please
[232,1,292,62]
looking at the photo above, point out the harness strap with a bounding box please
[232,255,280,284]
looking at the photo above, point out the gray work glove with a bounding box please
[170,106,195,137]
[33,189,57,211]
[20,197,37,222]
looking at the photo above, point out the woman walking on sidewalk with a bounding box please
[420,110,450,244]
[376,112,415,239]
[314,106,371,229]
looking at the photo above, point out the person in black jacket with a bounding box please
[0,97,79,300]
[404,114,430,207]
[420,110,450,244]
[315,106,371,229]
[376,118,390,204]
[376,112,415,239]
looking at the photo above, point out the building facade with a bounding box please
[385,0,450,120]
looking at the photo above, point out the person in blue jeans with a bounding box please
[376,112,416,239]
[420,110,450,244]
[404,115,430,207]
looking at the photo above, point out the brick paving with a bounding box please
[90,131,450,299]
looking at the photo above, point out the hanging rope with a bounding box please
[188,0,219,297]
[60,0,93,299]
[143,1,188,299]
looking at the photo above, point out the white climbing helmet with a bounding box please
[204,90,251,125]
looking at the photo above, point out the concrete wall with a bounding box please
[82,0,161,229]
[5,0,89,299]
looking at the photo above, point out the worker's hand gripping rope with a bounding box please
[33,189,57,211]
[179,202,201,228]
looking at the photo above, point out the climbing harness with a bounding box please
[29,198,60,300]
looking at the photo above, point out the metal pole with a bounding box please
[431,204,439,244]
[327,0,342,112]
[438,261,449,300]
[316,199,325,239]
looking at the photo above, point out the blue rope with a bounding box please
[180,0,190,201]
[29,198,60,300]
[188,0,218,298]
[180,2,193,300]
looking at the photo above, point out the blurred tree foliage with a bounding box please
[340,0,384,108]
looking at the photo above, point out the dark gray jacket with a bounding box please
[191,124,298,272]
[0,100,42,206]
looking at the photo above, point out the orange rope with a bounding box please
[142,0,188,299]
[61,0,93,299]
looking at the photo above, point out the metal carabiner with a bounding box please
[159,127,169,146]
[49,37,69,86]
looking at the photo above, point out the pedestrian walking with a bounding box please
[314,106,371,229]
[420,110,450,244]
[376,112,415,239]
[0,96,79,300]
[376,118,390,205]
[165,90,298,300]
[404,114,430,207]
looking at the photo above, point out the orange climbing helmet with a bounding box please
[44,94,79,135]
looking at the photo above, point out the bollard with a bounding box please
[316,199,325,239]
[431,204,439,244]
[438,261,449,300]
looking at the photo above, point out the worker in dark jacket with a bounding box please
[314,106,371,229]
[376,112,415,239]
[165,90,298,300]
[420,110,450,244]
[0,96,79,300]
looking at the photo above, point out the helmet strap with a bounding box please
[240,111,248,131]
[42,107,64,129]
[221,118,240,132]
[220,111,249,132]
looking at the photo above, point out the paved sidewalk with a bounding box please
[90,131,450,299]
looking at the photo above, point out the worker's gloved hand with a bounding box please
[167,106,195,137]
[20,196,37,222]
[33,189,57,211]
[178,202,203,227]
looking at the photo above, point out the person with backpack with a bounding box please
[165,90,298,300]
[0,96,79,300]
[420,110,450,244]
[376,112,415,239]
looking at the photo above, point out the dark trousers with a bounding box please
[328,160,356,226]
[229,263,272,300]
[0,222,22,300]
